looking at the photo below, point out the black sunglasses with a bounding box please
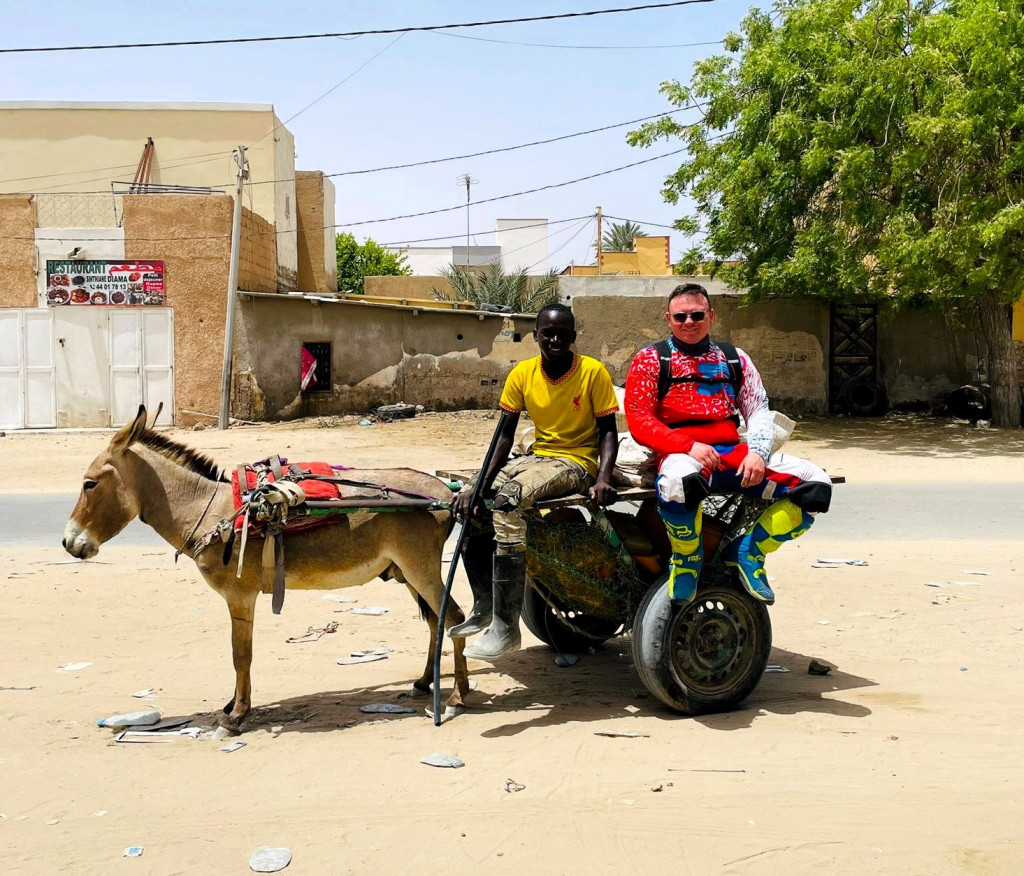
[670,310,707,323]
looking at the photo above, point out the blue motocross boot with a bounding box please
[723,498,813,605]
[659,504,703,604]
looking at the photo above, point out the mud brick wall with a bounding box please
[239,207,278,294]
[0,194,39,307]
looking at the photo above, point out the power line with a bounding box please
[337,148,687,228]
[23,149,688,243]
[532,217,596,271]
[380,216,591,247]
[2,102,706,193]
[249,32,407,149]
[434,31,724,50]
[0,1,725,54]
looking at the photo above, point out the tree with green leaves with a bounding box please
[602,220,648,252]
[431,262,560,313]
[335,232,410,294]
[629,0,1024,426]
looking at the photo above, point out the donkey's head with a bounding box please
[63,405,151,559]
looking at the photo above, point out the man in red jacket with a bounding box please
[624,283,831,605]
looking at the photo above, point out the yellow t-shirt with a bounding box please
[499,354,619,477]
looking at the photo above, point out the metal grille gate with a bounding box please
[829,304,878,412]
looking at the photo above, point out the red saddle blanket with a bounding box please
[230,461,344,533]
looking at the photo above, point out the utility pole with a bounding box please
[456,173,477,251]
[595,206,603,274]
[218,145,248,430]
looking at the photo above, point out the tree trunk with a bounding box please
[978,288,1021,428]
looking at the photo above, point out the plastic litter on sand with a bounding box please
[249,846,292,873]
[554,654,579,667]
[97,710,161,729]
[594,730,649,738]
[220,741,246,753]
[131,689,155,698]
[321,593,357,603]
[123,847,143,858]
[337,654,388,665]
[421,752,465,768]
[348,607,389,616]
[56,662,92,673]
[360,703,416,714]
[763,665,790,673]
[815,558,868,566]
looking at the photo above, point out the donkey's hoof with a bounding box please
[425,704,465,724]
[212,724,239,741]
[410,684,431,699]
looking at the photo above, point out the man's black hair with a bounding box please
[667,282,711,308]
[535,301,575,329]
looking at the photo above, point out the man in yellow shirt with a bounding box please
[453,303,619,660]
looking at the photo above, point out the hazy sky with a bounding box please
[3,1,762,269]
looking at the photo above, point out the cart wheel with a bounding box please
[632,571,771,714]
[522,577,624,653]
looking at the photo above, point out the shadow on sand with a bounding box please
[208,638,875,738]
[794,413,1024,459]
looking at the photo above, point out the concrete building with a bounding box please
[391,218,551,276]
[562,235,673,276]
[0,101,306,290]
[0,100,337,430]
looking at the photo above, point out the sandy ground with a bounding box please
[2,413,1023,875]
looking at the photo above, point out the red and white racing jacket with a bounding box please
[624,340,774,462]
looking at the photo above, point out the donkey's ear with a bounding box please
[110,405,148,454]
[148,401,164,429]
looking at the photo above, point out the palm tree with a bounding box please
[432,262,560,313]
[602,220,647,252]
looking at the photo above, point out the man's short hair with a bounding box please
[536,301,575,329]
[667,283,711,308]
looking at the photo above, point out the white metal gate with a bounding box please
[0,310,57,429]
[0,308,173,429]
[110,309,174,426]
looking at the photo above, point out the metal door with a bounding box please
[0,309,56,429]
[54,308,111,428]
[829,304,878,411]
[110,308,174,426]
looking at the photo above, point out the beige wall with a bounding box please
[0,195,37,307]
[234,296,537,417]
[239,207,278,294]
[0,101,297,282]
[295,171,334,294]
[364,275,454,299]
[122,194,233,425]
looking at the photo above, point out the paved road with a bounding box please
[3,484,1022,548]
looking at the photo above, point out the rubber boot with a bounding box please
[463,550,526,661]
[659,504,703,604]
[449,527,494,637]
[723,498,813,605]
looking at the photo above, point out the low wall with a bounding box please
[364,275,454,299]
[233,294,537,418]
[564,276,987,412]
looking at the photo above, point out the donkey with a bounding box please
[63,406,469,734]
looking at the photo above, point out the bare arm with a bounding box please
[588,414,619,505]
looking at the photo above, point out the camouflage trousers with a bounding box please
[489,454,593,547]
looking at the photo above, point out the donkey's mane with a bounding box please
[137,429,227,482]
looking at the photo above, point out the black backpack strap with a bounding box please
[716,341,743,398]
[653,339,673,402]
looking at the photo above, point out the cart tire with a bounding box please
[632,572,771,714]
[522,577,624,653]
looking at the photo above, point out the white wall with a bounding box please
[398,247,453,277]
[272,119,297,289]
[496,218,548,275]
[34,227,125,306]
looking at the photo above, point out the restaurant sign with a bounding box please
[46,260,166,306]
